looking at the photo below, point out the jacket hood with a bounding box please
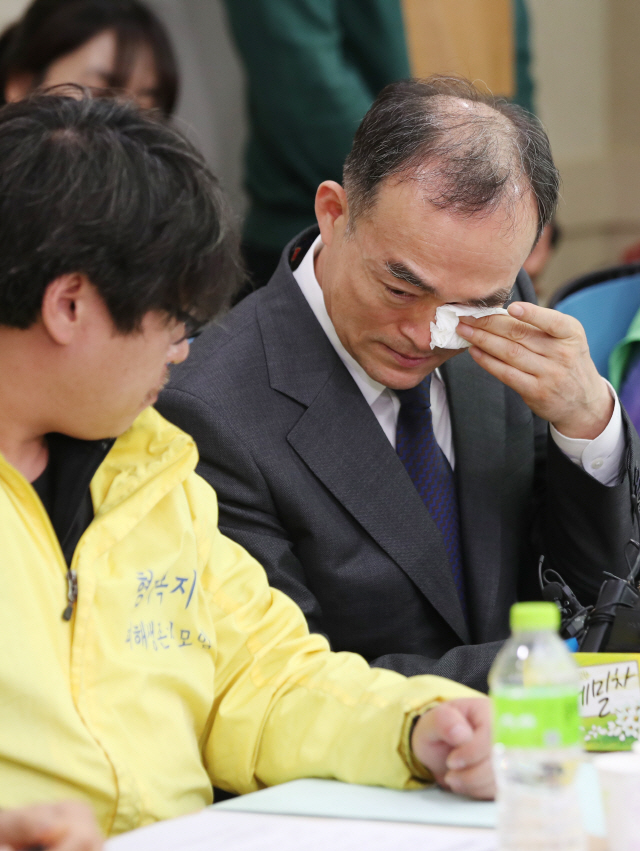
[88,407,198,553]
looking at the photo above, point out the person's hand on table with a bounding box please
[456,302,613,439]
[0,801,102,850]
[411,697,494,800]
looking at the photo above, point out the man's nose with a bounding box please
[398,304,438,352]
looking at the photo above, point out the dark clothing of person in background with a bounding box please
[222,0,535,297]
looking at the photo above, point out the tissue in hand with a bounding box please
[430,304,509,350]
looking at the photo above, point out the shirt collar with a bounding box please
[293,234,388,407]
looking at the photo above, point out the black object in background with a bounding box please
[579,576,640,652]
[234,242,282,304]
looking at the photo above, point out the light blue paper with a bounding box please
[215,763,606,837]
[218,780,495,828]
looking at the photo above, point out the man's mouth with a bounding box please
[382,344,433,367]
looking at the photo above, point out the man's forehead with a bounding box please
[366,171,539,242]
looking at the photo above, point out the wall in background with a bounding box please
[146,0,247,217]
[1,0,639,300]
[0,0,30,26]
[529,0,640,299]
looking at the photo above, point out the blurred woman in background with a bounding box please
[0,0,178,114]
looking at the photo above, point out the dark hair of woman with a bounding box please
[0,0,178,114]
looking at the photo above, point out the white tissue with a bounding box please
[430,304,509,350]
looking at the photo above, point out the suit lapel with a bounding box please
[442,354,506,642]
[287,369,470,642]
[257,258,469,643]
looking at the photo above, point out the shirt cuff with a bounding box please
[401,706,436,784]
[550,380,625,487]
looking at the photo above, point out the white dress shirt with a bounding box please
[293,235,626,486]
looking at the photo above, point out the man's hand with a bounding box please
[0,802,102,850]
[411,697,494,800]
[457,302,613,439]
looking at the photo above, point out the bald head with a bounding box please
[343,76,559,241]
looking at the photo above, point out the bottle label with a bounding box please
[492,687,581,748]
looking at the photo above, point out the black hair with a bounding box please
[343,76,560,240]
[0,90,242,332]
[0,0,178,114]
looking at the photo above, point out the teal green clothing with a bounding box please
[222,0,409,250]
[610,306,640,390]
[223,0,535,252]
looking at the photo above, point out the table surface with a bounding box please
[216,767,609,846]
[105,773,612,850]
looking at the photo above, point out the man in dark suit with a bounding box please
[158,78,639,692]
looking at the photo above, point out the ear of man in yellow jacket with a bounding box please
[0,406,488,835]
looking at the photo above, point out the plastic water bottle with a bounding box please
[489,601,586,851]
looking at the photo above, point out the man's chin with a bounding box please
[366,347,464,389]
[366,360,435,391]
[61,425,122,442]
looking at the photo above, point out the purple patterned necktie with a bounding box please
[395,375,467,619]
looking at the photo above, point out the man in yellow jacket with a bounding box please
[0,91,492,842]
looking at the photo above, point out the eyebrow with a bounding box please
[384,261,513,308]
[386,261,435,293]
[462,287,514,308]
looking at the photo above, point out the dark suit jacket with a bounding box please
[158,229,640,692]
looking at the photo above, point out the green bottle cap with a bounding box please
[510,601,560,632]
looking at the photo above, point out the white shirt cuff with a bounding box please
[550,380,625,487]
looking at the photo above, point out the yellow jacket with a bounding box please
[0,408,476,835]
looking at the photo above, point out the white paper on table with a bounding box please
[217,777,496,828]
[106,809,497,851]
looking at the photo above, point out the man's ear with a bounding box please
[4,72,35,103]
[315,181,349,248]
[40,273,90,345]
